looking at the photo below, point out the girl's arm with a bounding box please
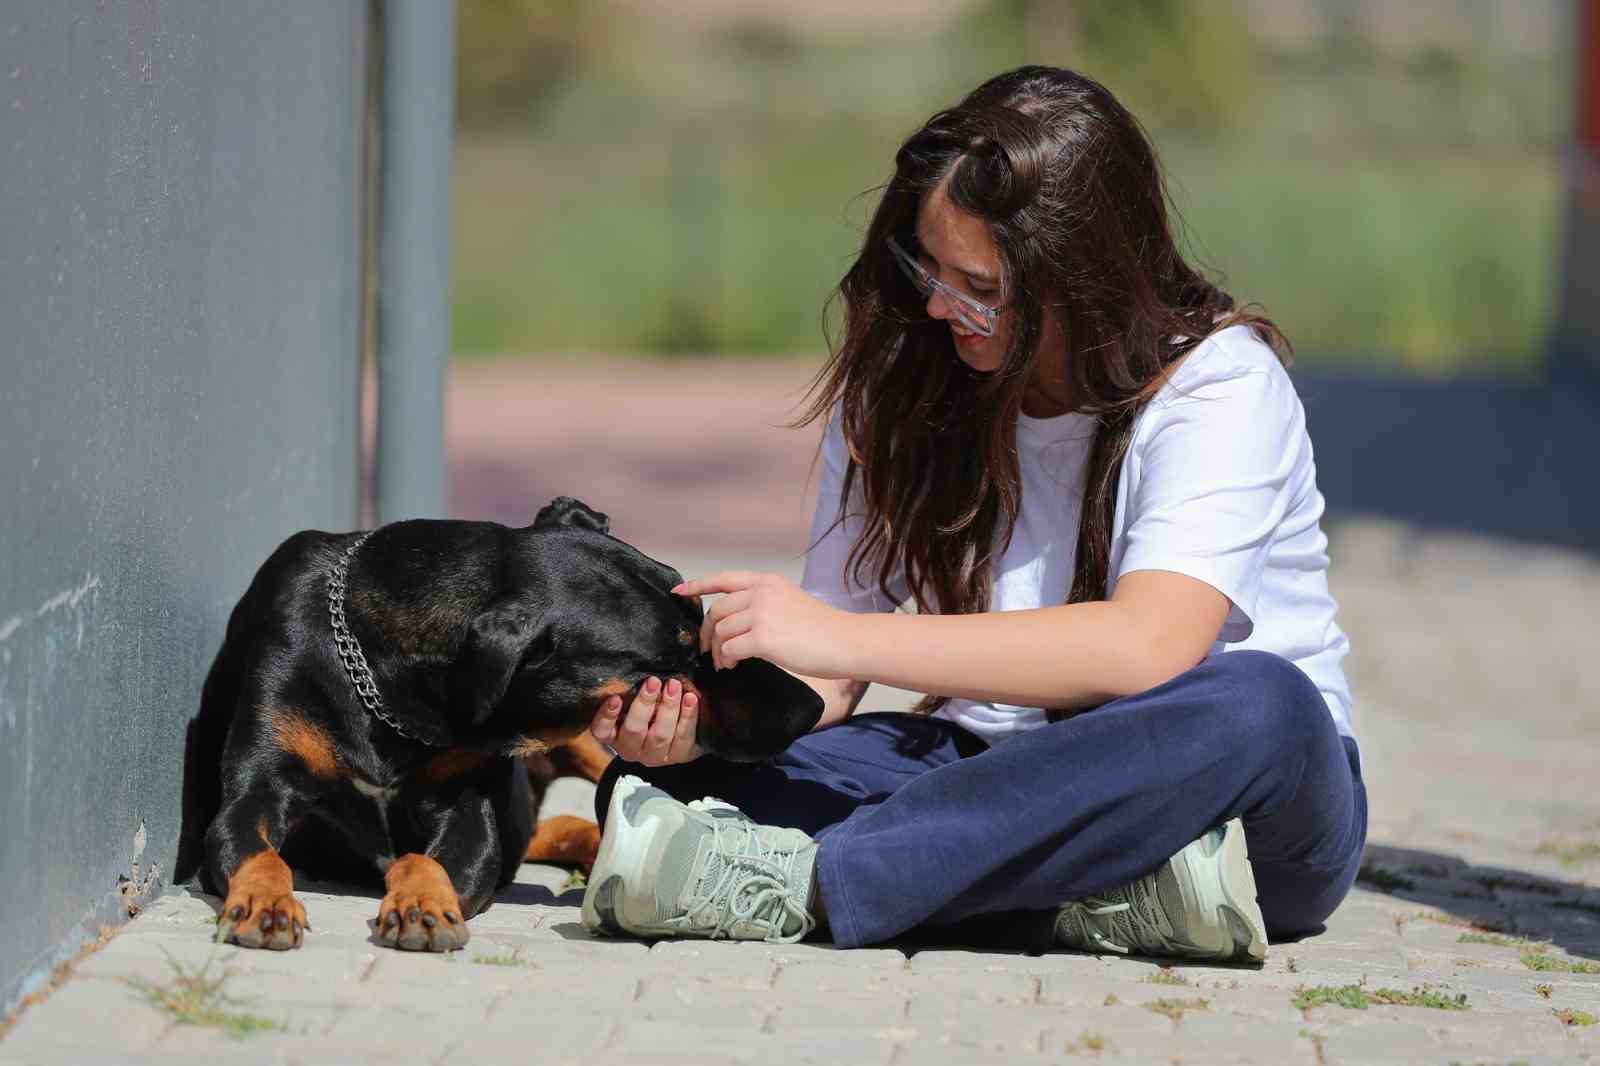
[675,567,1228,713]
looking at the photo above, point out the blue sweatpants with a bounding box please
[595,650,1367,950]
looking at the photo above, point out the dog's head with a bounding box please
[452,496,822,761]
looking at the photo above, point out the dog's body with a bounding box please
[175,497,823,952]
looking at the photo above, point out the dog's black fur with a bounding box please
[174,497,823,951]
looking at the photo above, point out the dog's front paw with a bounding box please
[216,851,307,950]
[376,854,469,952]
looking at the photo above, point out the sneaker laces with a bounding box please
[1058,875,1180,957]
[666,820,815,944]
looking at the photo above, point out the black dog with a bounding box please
[174,497,823,952]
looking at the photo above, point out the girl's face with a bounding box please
[913,186,1074,414]
[913,185,1011,373]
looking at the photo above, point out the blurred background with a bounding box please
[445,0,1593,558]
[452,0,1571,374]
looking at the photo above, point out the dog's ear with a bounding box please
[533,496,610,535]
[452,602,556,727]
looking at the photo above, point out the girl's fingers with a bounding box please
[667,690,700,764]
[702,589,753,661]
[674,571,760,599]
[618,677,661,760]
[711,613,755,672]
[589,695,623,745]
[641,679,682,764]
[718,633,756,669]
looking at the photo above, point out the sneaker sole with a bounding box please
[580,775,657,936]
[1200,818,1269,962]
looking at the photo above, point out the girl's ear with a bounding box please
[452,601,556,726]
[532,496,611,535]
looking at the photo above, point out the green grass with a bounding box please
[125,956,282,1038]
[1142,968,1190,986]
[1458,932,1546,949]
[1536,841,1600,866]
[1144,997,1208,1021]
[1553,900,1600,917]
[1521,952,1600,974]
[1556,1008,1598,1027]
[471,949,529,967]
[453,129,1559,374]
[1064,1030,1108,1054]
[1356,865,1416,892]
[1294,982,1469,1011]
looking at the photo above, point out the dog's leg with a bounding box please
[524,814,602,871]
[204,789,314,950]
[383,756,533,951]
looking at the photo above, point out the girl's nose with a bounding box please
[925,288,954,323]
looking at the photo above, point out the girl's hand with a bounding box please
[672,571,857,680]
[589,676,705,767]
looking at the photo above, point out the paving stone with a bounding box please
[4,519,1599,1064]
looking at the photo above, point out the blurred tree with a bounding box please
[1060,0,1256,134]
[456,0,590,128]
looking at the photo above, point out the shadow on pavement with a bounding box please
[1358,841,1600,963]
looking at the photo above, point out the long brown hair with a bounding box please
[799,66,1290,712]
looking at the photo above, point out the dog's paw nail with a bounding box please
[445,912,459,924]
[406,906,421,924]
[422,913,436,929]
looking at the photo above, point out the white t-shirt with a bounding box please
[800,324,1355,744]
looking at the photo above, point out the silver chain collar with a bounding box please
[328,532,439,746]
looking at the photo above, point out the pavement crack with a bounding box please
[357,955,380,983]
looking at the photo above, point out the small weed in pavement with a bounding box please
[1142,968,1189,986]
[1102,993,1120,1006]
[1458,932,1543,949]
[1143,997,1207,1021]
[1294,984,1369,1010]
[1534,982,1553,997]
[126,955,282,1038]
[1521,952,1600,973]
[561,868,588,892]
[1369,985,1469,1010]
[1535,840,1600,867]
[1472,874,1560,896]
[471,949,528,967]
[1552,899,1600,917]
[1293,983,1468,1011]
[1555,1008,1597,1026]
[1357,865,1415,891]
[1063,1030,1108,1054]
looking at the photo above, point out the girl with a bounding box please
[580,65,1365,963]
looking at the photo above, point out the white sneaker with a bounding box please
[1054,818,1268,963]
[582,776,817,943]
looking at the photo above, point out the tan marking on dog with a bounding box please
[508,723,590,759]
[588,677,632,702]
[524,815,602,871]
[417,748,489,783]
[269,709,342,778]
[546,732,614,783]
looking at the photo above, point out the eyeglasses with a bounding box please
[886,234,1005,337]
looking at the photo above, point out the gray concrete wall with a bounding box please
[0,3,366,1013]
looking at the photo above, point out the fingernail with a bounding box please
[666,678,680,697]
[670,582,685,593]
[683,694,697,710]
[644,676,661,694]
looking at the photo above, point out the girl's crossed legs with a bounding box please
[594,650,1367,951]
